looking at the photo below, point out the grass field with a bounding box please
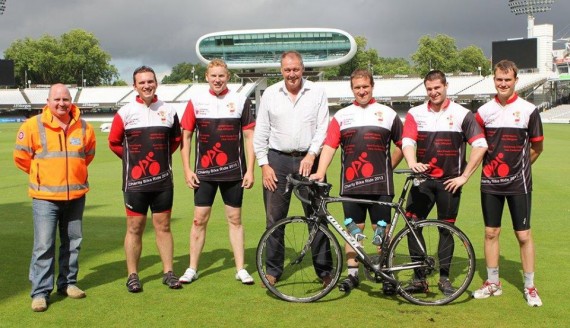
[0,122,568,327]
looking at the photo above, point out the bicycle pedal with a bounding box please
[338,282,353,293]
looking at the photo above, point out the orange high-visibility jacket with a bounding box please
[13,104,96,201]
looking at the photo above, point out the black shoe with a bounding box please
[338,275,359,293]
[382,281,397,295]
[126,273,142,293]
[162,271,183,289]
[403,280,429,294]
[438,278,456,296]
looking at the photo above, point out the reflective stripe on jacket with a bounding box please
[13,105,96,200]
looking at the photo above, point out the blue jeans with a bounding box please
[30,196,85,298]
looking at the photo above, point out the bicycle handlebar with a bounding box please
[285,173,314,191]
[285,174,332,205]
[285,170,432,206]
[394,169,433,180]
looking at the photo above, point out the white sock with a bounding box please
[348,266,359,277]
[523,272,535,289]
[487,267,499,284]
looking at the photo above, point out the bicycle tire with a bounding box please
[386,220,476,305]
[256,216,342,302]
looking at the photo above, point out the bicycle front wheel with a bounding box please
[386,220,476,305]
[256,216,342,302]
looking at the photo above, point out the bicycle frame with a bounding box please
[289,171,432,287]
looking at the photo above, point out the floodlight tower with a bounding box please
[509,0,554,38]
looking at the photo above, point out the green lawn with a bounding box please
[0,122,568,327]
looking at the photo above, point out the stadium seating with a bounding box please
[78,86,133,104]
[0,73,561,119]
[540,104,570,123]
[0,89,26,104]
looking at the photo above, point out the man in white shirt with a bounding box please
[253,51,332,288]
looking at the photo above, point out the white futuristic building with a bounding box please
[196,28,357,69]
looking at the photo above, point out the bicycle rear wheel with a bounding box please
[256,216,342,302]
[386,220,475,305]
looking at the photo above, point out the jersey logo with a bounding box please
[18,131,25,140]
[201,142,228,168]
[345,152,374,181]
[447,114,454,129]
[374,111,384,122]
[513,111,521,124]
[131,151,161,180]
[227,102,236,113]
[158,110,167,124]
[483,153,510,177]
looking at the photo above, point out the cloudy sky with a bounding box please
[0,0,568,81]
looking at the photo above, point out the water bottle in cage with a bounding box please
[372,220,387,246]
[344,218,365,242]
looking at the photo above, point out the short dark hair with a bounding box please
[350,69,374,88]
[132,65,157,84]
[424,69,447,85]
[494,60,518,78]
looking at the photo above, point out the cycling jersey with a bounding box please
[403,99,485,179]
[324,99,403,195]
[180,88,255,182]
[475,94,544,195]
[108,95,181,192]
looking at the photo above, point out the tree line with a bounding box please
[3,29,491,87]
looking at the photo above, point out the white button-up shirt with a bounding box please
[253,79,329,166]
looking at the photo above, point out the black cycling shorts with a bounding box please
[194,180,243,208]
[481,192,532,231]
[342,194,394,225]
[405,179,461,223]
[123,189,173,216]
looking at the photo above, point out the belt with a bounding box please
[270,149,308,157]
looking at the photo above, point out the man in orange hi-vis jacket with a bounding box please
[14,83,96,312]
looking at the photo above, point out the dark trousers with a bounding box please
[263,150,332,279]
[406,180,460,279]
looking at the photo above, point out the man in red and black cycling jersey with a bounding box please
[178,59,256,285]
[311,69,403,294]
[472,60,544,307]
[401,70,487,296]
[109,66,182,292]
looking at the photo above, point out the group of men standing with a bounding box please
[13,50,544,312]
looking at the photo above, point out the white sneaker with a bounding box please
[524,287,543,307]
[179,268,198,284]
[472,280,503,299]
[235,269,254,285]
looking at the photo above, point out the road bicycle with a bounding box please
[256,170,475,305]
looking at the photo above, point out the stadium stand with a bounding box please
[456,76,496,96]
[0,89,26,105]
[375,77,424,99]
[151,84,190,102]
[24,87,79,105]
[0,73,563,124]
[176,83,243,102]
[77,86,133,105]
[540,104,570,123]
